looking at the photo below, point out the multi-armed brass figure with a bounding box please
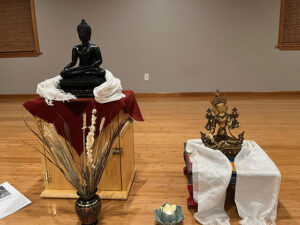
[200,90,245,158]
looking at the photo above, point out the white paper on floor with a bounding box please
[0,182,31,219]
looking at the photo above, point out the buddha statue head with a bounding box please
[211,90,228,116]
[77,19,91,42]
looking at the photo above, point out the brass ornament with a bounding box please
[200,90,245,158]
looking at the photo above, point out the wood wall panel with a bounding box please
[278,0,300,49]
[0,0,40,56]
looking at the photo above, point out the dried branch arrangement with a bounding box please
[24,109,132,196]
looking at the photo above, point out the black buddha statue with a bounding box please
[59,19,106,98]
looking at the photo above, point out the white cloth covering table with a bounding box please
[186,140,281,225]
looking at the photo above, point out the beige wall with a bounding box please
[0,0,299,94]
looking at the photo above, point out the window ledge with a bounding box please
[0,51,42,58]
[277,45,300,50]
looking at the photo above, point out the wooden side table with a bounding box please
[39,109,136,200]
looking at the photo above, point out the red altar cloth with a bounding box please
[23,90,143,155]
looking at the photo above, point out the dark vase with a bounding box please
[75,191,101,225]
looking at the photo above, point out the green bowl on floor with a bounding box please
[154,203,184,225]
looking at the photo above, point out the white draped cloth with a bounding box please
[36,70,125,105]
[186,140,281,225]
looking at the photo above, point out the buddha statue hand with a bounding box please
[60,69,67,78]
[237,132,245,144]
[60,68,74,79]
[208,133,215,144]
[80,65,91,70]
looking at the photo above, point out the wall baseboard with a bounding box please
[134,91,300,98]
[1,91,300,100]
[0,94,39,99]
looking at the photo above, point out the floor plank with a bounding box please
[0,94,299,224]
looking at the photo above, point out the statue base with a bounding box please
[200,133,242,159]
[217,148,241,159]
[60,89,95,98]
[59,74,106,98]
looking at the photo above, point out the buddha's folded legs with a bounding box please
[85,68,106,77]
[61,67,105,79]
[61,67,83,78]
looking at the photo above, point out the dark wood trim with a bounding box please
[0,94,39,102]
[1,92,300,100]
[277,0,300,50]
[277,45,300,50]
[0,51,41,58]
[0,94,39,99]
[30,0,40,54]
[0,0,41,58]
[135,91,300,98]
[278,0,285,47]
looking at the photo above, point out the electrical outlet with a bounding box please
[144,73,149,81]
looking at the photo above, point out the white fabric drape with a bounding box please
[186,139,232,225]
[93,70,125,103]
[36,75,76,105]
[186,140,281,225]
[234,141,281,225]
[36,70,125,105]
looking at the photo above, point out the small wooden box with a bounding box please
[39,110,136,200]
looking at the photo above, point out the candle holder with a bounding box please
[154,203,184,225]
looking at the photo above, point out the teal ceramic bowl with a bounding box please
[154,203,184,225]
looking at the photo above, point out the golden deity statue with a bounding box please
[200,90,245,158]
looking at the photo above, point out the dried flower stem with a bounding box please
[24,110,131,196]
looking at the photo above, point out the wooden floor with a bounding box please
[0,93,300,225]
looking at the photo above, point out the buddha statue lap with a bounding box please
[200,90,245,158]
[59,19,106,98]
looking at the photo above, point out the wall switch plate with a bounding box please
[144,73,149,81]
